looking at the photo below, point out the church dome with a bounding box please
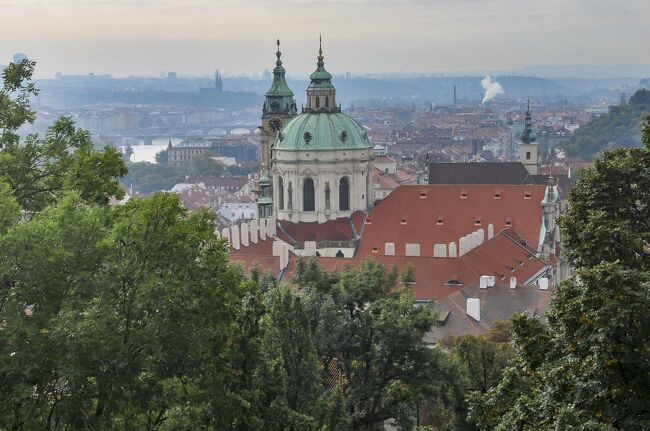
[274,112,371,151]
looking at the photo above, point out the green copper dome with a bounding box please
[274,112,371,151]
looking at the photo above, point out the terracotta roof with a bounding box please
[373,155,397,164]
[373,168,401,189]
[281,228,546,302]
[357,184,546,257]
[462,227,547,286]
[277,216,356,244]
[229,239,279,275]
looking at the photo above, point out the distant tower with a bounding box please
[215,69,223,93]
[453,84,457,106]
[519,99,538,175]
[259,39,297,179]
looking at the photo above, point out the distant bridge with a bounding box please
[105,123,260,144]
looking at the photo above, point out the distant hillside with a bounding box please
[563,89,650,159]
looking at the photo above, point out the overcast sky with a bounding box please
[0,0,648,78]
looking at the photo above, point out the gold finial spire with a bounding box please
[317,34,324,63]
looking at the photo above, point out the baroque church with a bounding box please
[258,39,373,223]
[229,39,569,343]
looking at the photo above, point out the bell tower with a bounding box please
[260,39,297,179]
[519,99,538,175]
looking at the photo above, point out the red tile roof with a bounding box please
[279,228,547,301]
[277,216,356,243]
[229,238,279,275]
[358,184,546,257]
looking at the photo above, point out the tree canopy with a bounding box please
[468,116,650,430]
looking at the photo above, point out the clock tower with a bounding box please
[260,39,297,179]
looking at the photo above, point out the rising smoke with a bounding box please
[481,75,504,104]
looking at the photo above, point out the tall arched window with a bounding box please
[277,176,284,210]
[325,182,331,209]
[303,178,315,212]
[315,96,320,108]
[339,177,350,211]
[325,96,329,108]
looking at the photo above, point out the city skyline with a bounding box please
[1,0,649,78]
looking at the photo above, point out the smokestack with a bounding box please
[453,84,457,106]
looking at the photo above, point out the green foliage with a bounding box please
[188,152,226,176]
[0,193,245,429]
[155,148,168,164]
[298,258,460,431]
[0,179,20,233]
[0,60,127,211]
[563,89,650,160]
[468,115,650,430]
[122,161,183,194]
[400,262,416,283]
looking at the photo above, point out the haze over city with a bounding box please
[1,0,650,429]
[1,0,650,77]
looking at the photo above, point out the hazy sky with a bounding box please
[1,0,649,78]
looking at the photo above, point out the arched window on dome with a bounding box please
[277,176,284,210]
[339,177,350,211]
[315,96,320,108]
[325,96,329,108]
[303,178,315,212]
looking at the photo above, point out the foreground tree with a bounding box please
[297,258,463,431]
[468,116,650,430]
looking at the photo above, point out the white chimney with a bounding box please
[221,228,231,247]
[479,275,489,289]
[250,219,259,244]
[539,277,549,290]
[510,277,517,289]
[230,224,241,250]
[240,223,250,247]
[467,298,481,321]
[304,241,317,256]
[487,275,495,287]
[448,242,457,258]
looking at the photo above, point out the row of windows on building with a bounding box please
[277,176,350,212]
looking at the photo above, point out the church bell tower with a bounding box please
[260,39,297,179]
[519,99,538,175]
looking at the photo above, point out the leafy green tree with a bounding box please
[298,258,460,431]
[121,161,183,194]
[439,321,514,394]
[0,59,127,212]
[155,148,169,164]
[468,116,650,430]
[188,152,226,176]
[0,193,246,430]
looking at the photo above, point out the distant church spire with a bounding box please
[521,99,537,144]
